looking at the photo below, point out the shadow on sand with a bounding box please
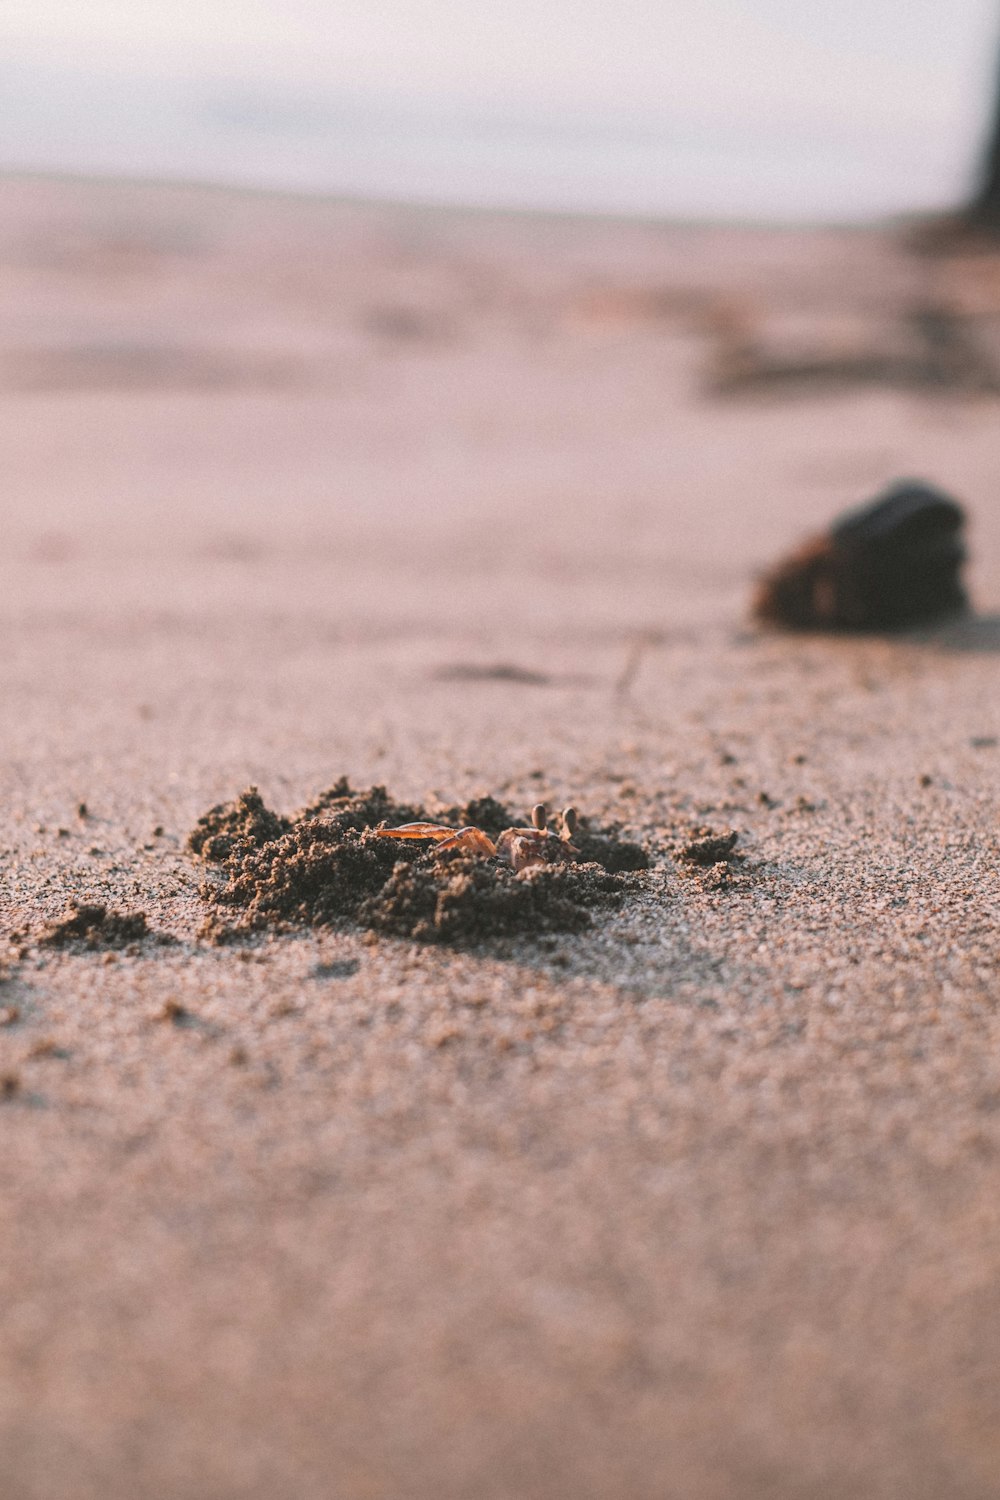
[913,613,1000,653]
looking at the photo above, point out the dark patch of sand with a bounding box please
[677,828,741,866]
[37,901,163,951]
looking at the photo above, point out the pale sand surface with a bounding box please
[1,175,1000,1498]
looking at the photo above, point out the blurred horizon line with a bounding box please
[0,162,966,235]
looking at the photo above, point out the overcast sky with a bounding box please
[4,1,999,217]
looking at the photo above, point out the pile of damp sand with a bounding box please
[188,779,651,945]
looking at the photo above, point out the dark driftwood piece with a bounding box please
[753,481,969,631]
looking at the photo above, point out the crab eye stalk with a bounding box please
[560,806,578,838]
[530,802,548,832]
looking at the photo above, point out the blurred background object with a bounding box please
[752,480,969,630]
[967,24,1000,223]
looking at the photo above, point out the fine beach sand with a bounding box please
[1,173,1000,1499]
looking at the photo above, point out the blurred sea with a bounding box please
[0,55,991,223]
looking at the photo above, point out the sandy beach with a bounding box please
[1,173,1000,1498]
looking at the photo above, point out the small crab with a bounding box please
[374,803,580,873]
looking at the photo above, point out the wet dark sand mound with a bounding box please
[189,781,649,944]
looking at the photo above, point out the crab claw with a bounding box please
[431,827,498,858]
